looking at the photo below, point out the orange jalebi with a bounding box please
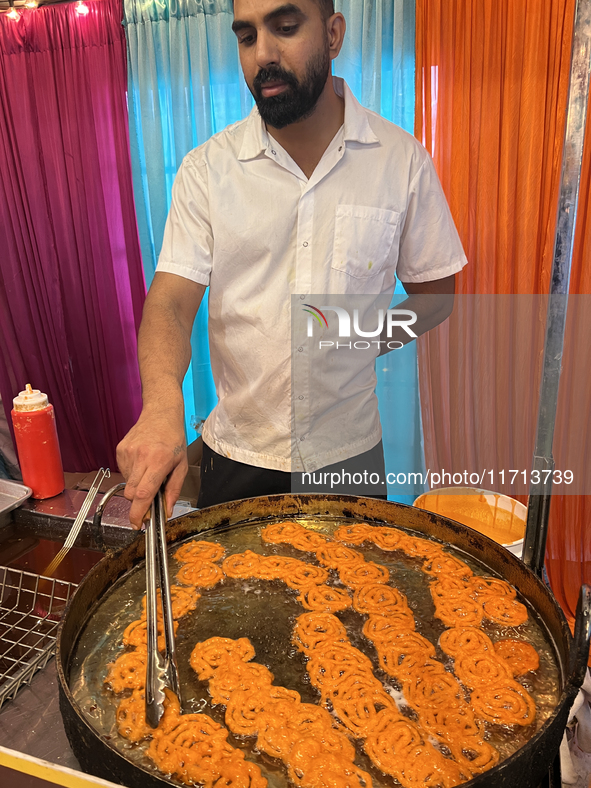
[453,653,513,689]
[297,585,351,612]
[177,560,223,589]
[493,639,540,675]
[434,596,484,628]
[482,597,528,626]
[471,680,536,726]
[116,689,150,742]
[190,637,369,788]
[140,584,200,620]
[353,582,409,615]
[439,627,494,658]
[338,560,389,587]
[174,540,225,564]
[104,650,147,693]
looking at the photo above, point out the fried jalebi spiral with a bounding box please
[468,576,517,600]
[260,521,304,544]
[224,687,301,736]
[191,637,366,788]
[260,522,329,553]
[123,617,179,652]
[471,680,536,726]
[297,585,352,612]
[104,650,147,693]
[439,627,494,658]
[338,560,389,588]
[290,530,330,552]
[370,527,406,551]
[222,550,262,579]
[493,639,540,675]
[190,637,256,680]
[454,653,513,689]
[434,596,484,628]
[116,689,151,742]
[375,630,436,662]
[177,559,223,589]
[209,662,274,705]
[147,694,266,788]
[420,707,484,744]
[363,710,420,764]
[315,543,363,568]
[403,670,465,712]
[140,585,200,621]
[449,738,500,775]
[362,612,416,641]
[292,612,348,653]
[353,582,409,615]
[174,540,225,564]
[422,553,473,578]
[257,555,300,580]
[482,597,528,626]
[329,676,399,735]
[430,576,472,602]
[397,535,445,559]
[333,523,373,544]
[286,733,369,788]
[283,563,329,590]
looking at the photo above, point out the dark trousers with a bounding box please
[197,440,388,509]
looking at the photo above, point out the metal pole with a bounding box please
[522,0,591,575]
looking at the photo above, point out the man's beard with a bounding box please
[251,47,331,129]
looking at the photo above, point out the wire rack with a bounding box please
[0,565,77,709]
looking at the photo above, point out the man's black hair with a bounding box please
[315,0,335,21]
[232,1,336,22]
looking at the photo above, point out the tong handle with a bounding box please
[145,486,181,728]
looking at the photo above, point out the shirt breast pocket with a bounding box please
[331,204,401,280]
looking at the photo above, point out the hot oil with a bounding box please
[69,517,561,788]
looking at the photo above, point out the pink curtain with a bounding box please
[0,0,145,471]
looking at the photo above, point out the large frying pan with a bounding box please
[56,494,591,788]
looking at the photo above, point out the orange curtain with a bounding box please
[414,0,591,632]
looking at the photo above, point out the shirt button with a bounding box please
[300,436,305,442]
[338,146,343,151]
[298,395,304,400]
[271,150,276,155]
[302,241,309,247]
[297,347,303,352]
[300,295,306,300]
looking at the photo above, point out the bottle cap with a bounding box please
[13,384,49,412]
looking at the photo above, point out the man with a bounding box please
[117,0,467,528]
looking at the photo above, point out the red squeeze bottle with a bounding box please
[11,384,65,499]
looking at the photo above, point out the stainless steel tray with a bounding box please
[0,479,32,528]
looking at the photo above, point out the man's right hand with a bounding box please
[116,411,188,529]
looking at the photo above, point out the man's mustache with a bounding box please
[253,67,298,93]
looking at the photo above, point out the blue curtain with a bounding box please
[124,0,423,500]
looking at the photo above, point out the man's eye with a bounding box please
[278,24,298,34]
[239,34,255,45]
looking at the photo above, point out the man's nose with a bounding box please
[255,30,280,69]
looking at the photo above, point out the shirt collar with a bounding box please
[237,76,379,161]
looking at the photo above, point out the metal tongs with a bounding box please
[145,486,181,728]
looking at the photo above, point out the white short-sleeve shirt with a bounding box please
[157,77,467,472]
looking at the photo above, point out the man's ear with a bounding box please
[327,13,346,61]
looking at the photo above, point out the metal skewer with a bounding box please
[43,468,110,578]
[145,486,181,728]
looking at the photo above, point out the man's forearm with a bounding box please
[380,275,456,353]
[137,293,192,424]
